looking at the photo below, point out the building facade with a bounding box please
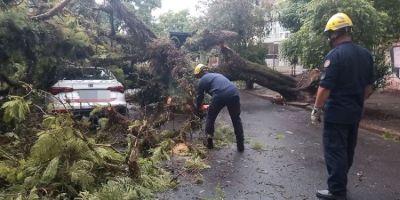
[261,0,304,76]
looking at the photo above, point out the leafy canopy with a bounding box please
[124,0,162,25]
[196,0,272,64]
[279,0,393,87]
[201,0,271,46]
[152,10,197,37]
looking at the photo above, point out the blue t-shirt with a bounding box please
[320,42,375,124]
[195,73,239,109]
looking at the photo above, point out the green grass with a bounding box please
[383,132,400,142]
[205,183,225,200]
[184,156,211,173]
[213,122,236,148]
[250,141,266,151]
[274,133,286,140]
[194,174,204,184]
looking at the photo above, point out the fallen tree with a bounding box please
[30,0,74,20]
[101,2,316,102]
[185,30,316,101]
[1,1,318,199]
[219,45,299,100]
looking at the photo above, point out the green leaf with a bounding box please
[89,106,105,117]
[28,187,40,200]
[184,156,211,172]
[41,156,60,184]
[31,131,63,164]
[150,139,174,162]
[42,115,58,129]
[69,160,95,190]
[275,133,286,140]
[1,96,30,123]
[98,118,108,130]
[0,161,18,183]
[95,147,124,163]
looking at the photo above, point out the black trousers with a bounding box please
[323,121,359,195]
[205,95,244,143]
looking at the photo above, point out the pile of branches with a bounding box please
[0,84,204,199]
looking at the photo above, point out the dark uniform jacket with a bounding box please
[320,41,375,124]
[195,73,239,110]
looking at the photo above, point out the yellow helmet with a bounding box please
[194,64,208,75]
[324,13,353,32]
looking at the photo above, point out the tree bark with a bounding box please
[109,0,156,47]
[218,45,301,100]
[31,0,74,20]
[245,81,254,90]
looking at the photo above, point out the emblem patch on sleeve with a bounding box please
[324,60,331,68]
[321,72,326,80]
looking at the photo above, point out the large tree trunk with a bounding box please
[185,30,314,101]
[245,81,254,90]
[109,0,156,48]
[31,0,74,20]
[218,45,301,100]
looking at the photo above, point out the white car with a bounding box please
[48,67,127,115]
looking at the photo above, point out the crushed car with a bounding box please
[48,67,127,116]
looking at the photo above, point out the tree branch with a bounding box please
[93,5,113,14]
[90,55,148,66]
[0,73,20,87]
[31,0,74,20]
[109,0,156,45]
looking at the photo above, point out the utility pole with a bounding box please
[272,43,276,71]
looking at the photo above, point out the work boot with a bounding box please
[316,190,346,200]
[203,135,214,149]
[237,140,244,152]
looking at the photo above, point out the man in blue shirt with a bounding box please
[311,13,375,200]
[194,64,244,152]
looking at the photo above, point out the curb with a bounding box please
[359,121,400,138]
[243,89,313,109]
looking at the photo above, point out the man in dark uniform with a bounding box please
[194,64,244,152]
[311,13,375,200]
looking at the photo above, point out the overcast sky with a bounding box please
[153,0,201,17]
[95,0,201,17]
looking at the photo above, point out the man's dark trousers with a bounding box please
[205,95,244,143]
[323,121,359,195]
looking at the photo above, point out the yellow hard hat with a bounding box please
[194,64,208,75]
[324,13,353,32]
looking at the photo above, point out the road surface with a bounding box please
[159,92,400,200]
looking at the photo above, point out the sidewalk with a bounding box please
[362,89,400,137]
[361,75,400,137]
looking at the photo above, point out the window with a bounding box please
[57,67,115,80]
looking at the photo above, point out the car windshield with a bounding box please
[58,68,115,80]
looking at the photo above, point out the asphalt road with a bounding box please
[159,92,400,200]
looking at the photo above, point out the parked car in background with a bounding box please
[48,67,127,115]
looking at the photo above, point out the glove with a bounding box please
[200,104,209,112]
[311,106,322,125]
